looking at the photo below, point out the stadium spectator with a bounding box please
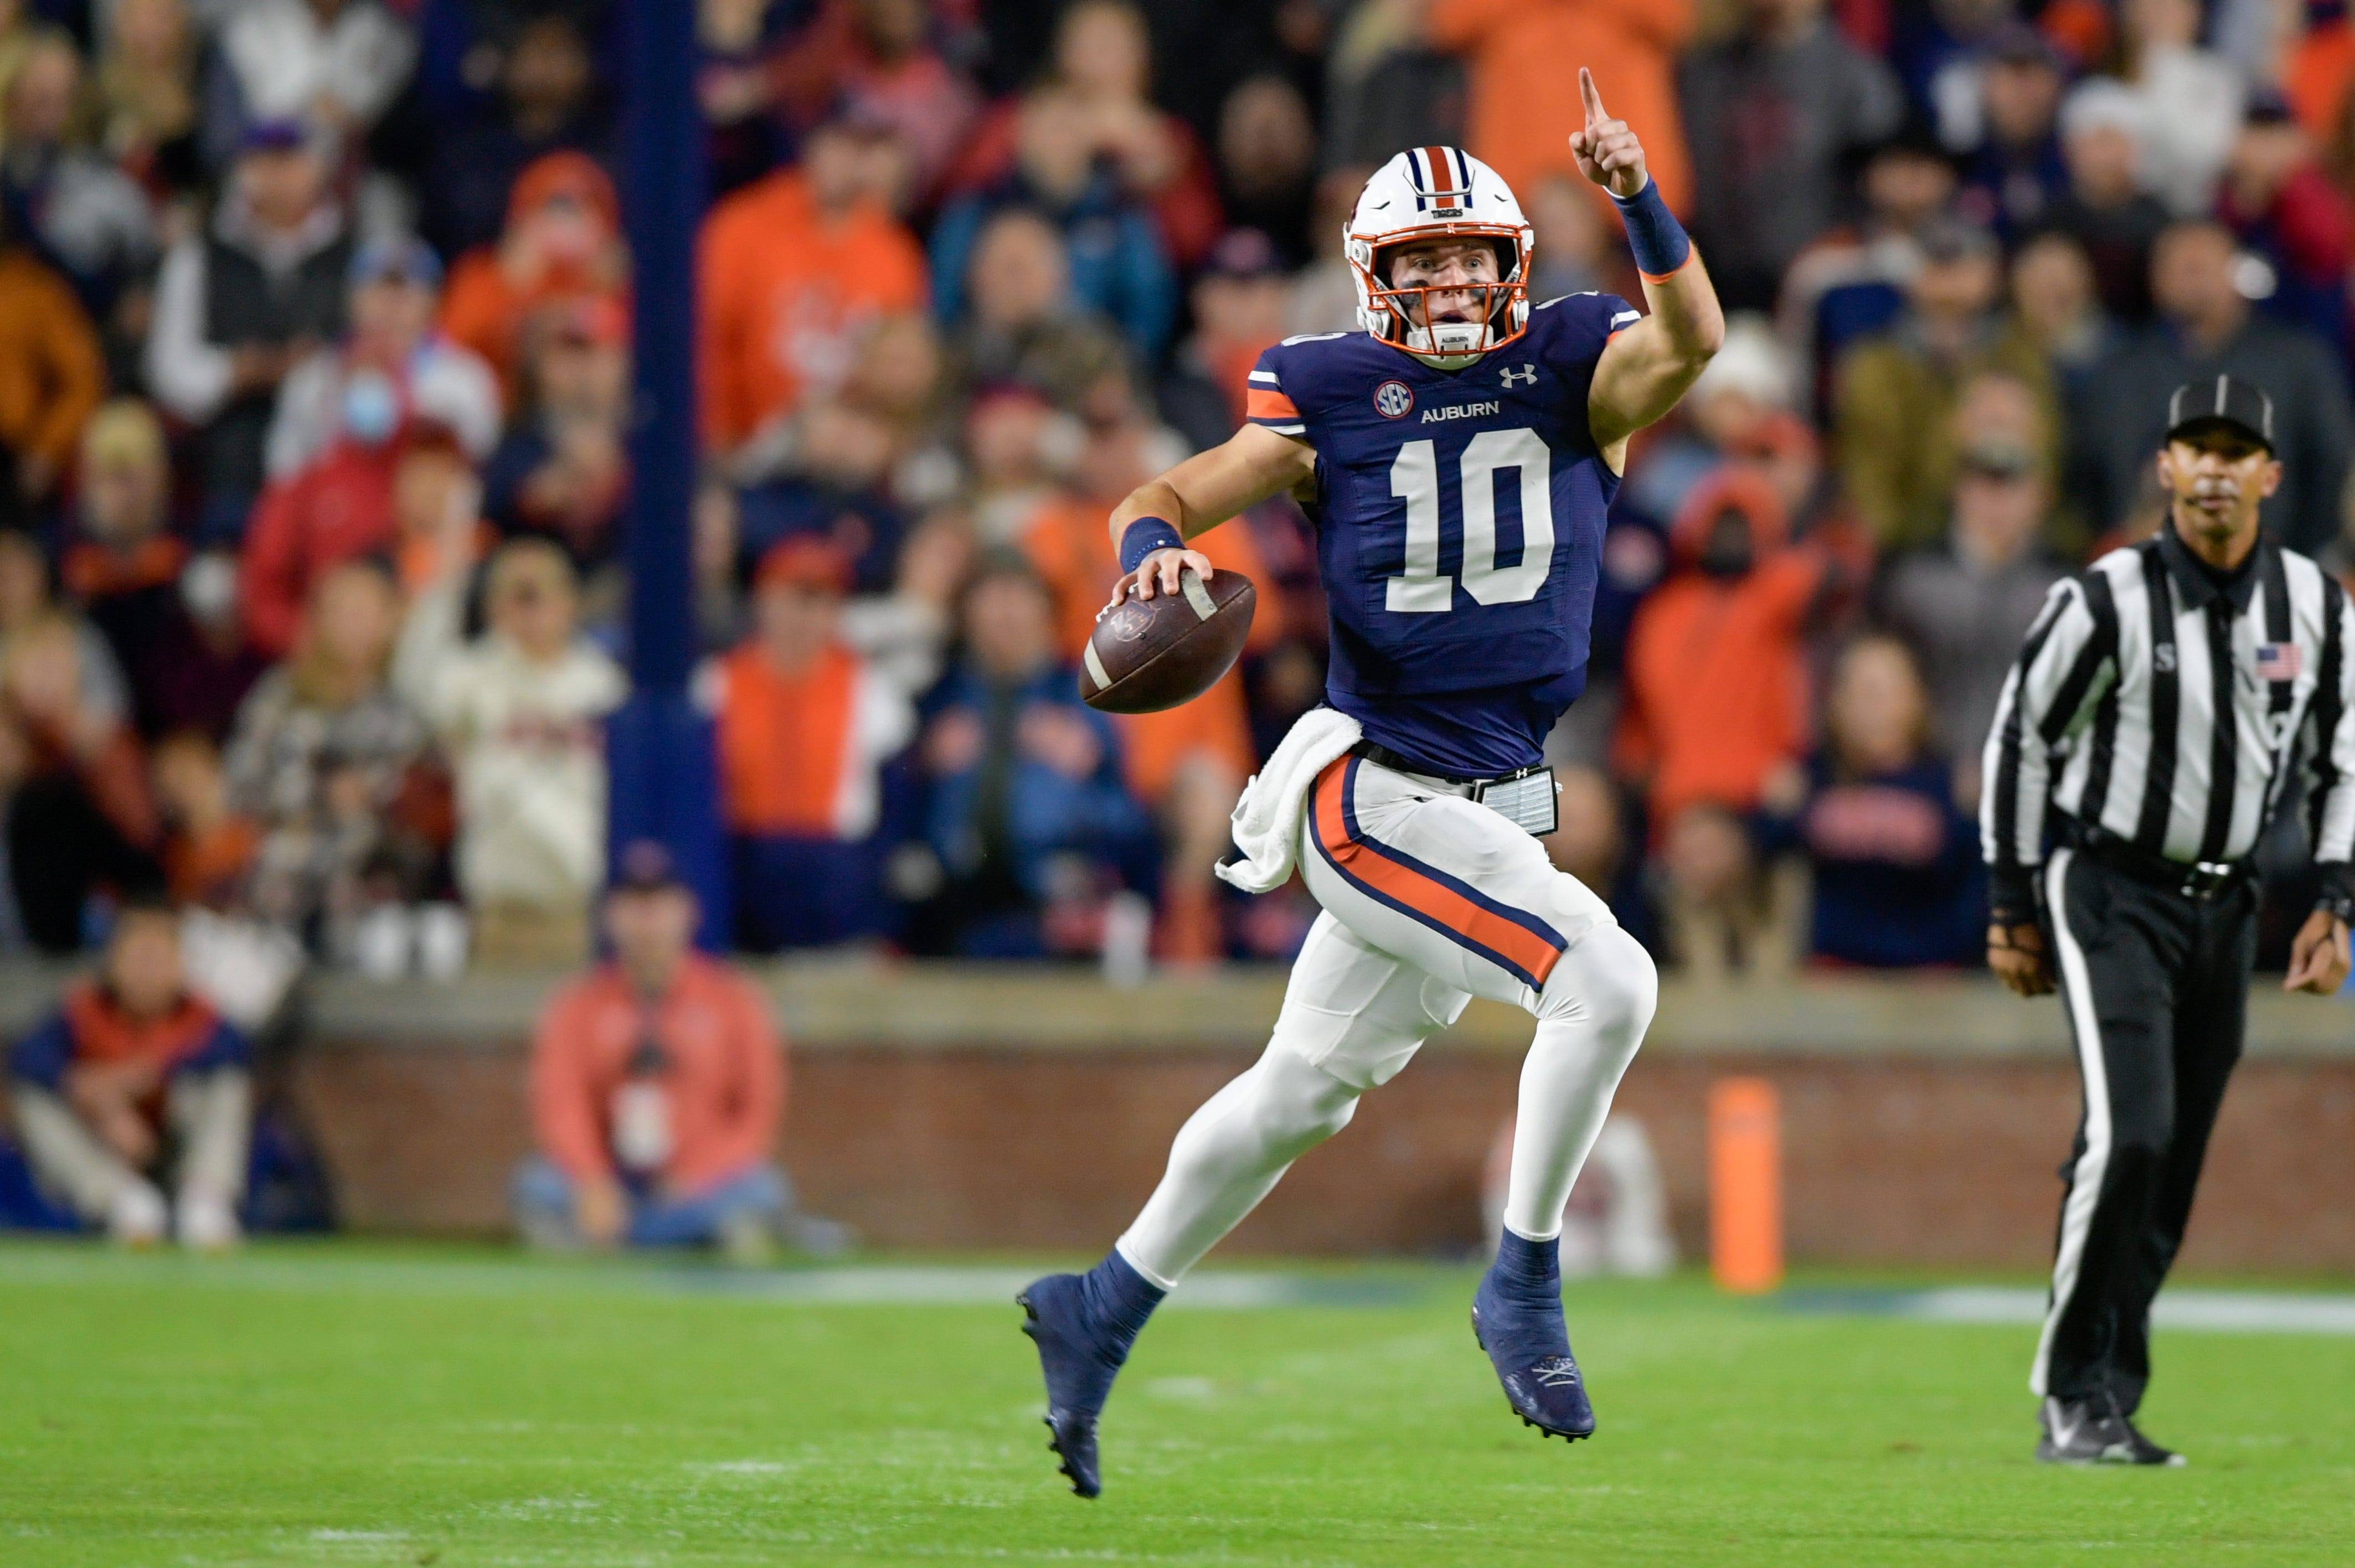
[2217,94,2353,354]
[482,296,631,570]
[1543,763,1635,916]
[941,205,1128,412]
[63,400,188,735]
[395,535,627,966]
[1789,634,1982,967]
[930,84,1178,363]
[1621,312,1797,531]
[513,839,823,1260]
[1877,426,2070,782]
[236,411,412,662]
[266,239,499,484]
[709,536,914,951]
[1615,466,1830,835]
[2073,219,2353,552]
[1159,228,1290,456]
[2115,0,2243,218]
[1677,0,1905,311]
[942,0,1222,270]
[1951,23,2069,245]
[1653,798,1806,983]
[0,27,158,345]
[2009,231,2117,415]
[1775,118,1957,417]
[421,11,614,261]
[1284,166,1368,337]
[1833,217,2058,551]
[0,529,133,734]
[1523,171,1611,303]
[93,0,202,199]
[6,900,250,1246]
[135,550,271,744]
[207,0,418,161]
[0,214,102,529]
[699,111,927,461]
[903,551,1151,958]
[225,558,429,947]
[438,151,629,407]
[1321,0,1465,172]
[147,119,351,542]
[1426,0,1696,220]
[2043,80,2172,326]
[729,0,981,207]
[152,730,258,913]
[1213,75,1317,266]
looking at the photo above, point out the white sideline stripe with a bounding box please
[2033,849,2109,1397]
[1819,1286,2355,1337]
[0,1249,1398,1309]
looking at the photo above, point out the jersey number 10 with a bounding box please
[1385,427,1555,613]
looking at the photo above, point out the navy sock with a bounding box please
[1489,1228,1561,1305]
[1078,1250,1166,1360]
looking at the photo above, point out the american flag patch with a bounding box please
[2256,643,2304,681]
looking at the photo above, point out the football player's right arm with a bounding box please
[1107,424,1317,604]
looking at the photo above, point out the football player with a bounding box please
[1021,71,1723,1496]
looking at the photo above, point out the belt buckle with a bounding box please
[2181,861,2234,900]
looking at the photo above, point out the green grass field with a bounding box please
[3,1242,2352,1567]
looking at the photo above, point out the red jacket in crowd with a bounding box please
[528,954,786,1195]
[238,439,399,658]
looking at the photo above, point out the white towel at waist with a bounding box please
[1214,706,1363,894]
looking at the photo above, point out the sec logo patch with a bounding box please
[1374,380,1415,419]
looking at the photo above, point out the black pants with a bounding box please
[2035,847,2254,1413]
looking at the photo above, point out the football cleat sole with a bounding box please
[1018,1291,1103,1499]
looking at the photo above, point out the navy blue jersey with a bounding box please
[1246,292,1638,777]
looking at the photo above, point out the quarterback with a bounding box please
[1021,71,1724,1496]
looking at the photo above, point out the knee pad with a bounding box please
[1535,922,1660,1037]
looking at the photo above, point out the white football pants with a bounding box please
[1118,754,1657,1287]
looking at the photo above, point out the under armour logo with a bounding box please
[1501,364,1537,388]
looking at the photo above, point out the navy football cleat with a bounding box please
[1018,1257,1163,1498]
[1471,1231,1595,1442]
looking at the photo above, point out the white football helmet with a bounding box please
[1347,146,1536,363]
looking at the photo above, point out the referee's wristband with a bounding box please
[1987,864,2038,930]
[1119,517,1184,574]
[1610,177,1691,280]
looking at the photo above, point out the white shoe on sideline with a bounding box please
[106,1182,168,1246]
[176,1191,242,1252]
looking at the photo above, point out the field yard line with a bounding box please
[1784,1285,2355,1335]
[0,1247,1424,1309]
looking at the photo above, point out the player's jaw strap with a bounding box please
[1611,178,1690,283]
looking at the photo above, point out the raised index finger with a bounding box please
[1579,67,1607,128]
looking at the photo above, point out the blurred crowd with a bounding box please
[0,0,2345,996]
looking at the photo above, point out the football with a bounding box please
[1080,567,1256,714]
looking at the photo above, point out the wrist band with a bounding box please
[1119,517,1183,574]
[1611,178,1691,281]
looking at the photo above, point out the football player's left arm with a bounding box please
[1569,67,1724,467]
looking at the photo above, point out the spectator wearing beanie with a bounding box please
[439,151,631,407]
[146,120,352,542]
[708,537,916,952]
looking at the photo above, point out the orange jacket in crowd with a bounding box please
[238,439,399,658]
[438,153,631,405]
[530,953,785,1195]
[698,168,927,453]
[1426,0,1697,219]
[0,247,104,483]
[1019,493,1265,805]
[714,640,867,837]
[1615,467,1827,834]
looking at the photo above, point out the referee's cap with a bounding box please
[2164,374,2275,454]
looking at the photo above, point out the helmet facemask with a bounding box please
[1351,229,1533,360]
[1346,148,1538,363]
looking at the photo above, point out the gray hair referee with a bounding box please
[1981,374,2355,1466]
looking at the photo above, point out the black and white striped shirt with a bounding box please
[1981,530,2355,888]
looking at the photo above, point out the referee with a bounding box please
[1981,374,2354,1467]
